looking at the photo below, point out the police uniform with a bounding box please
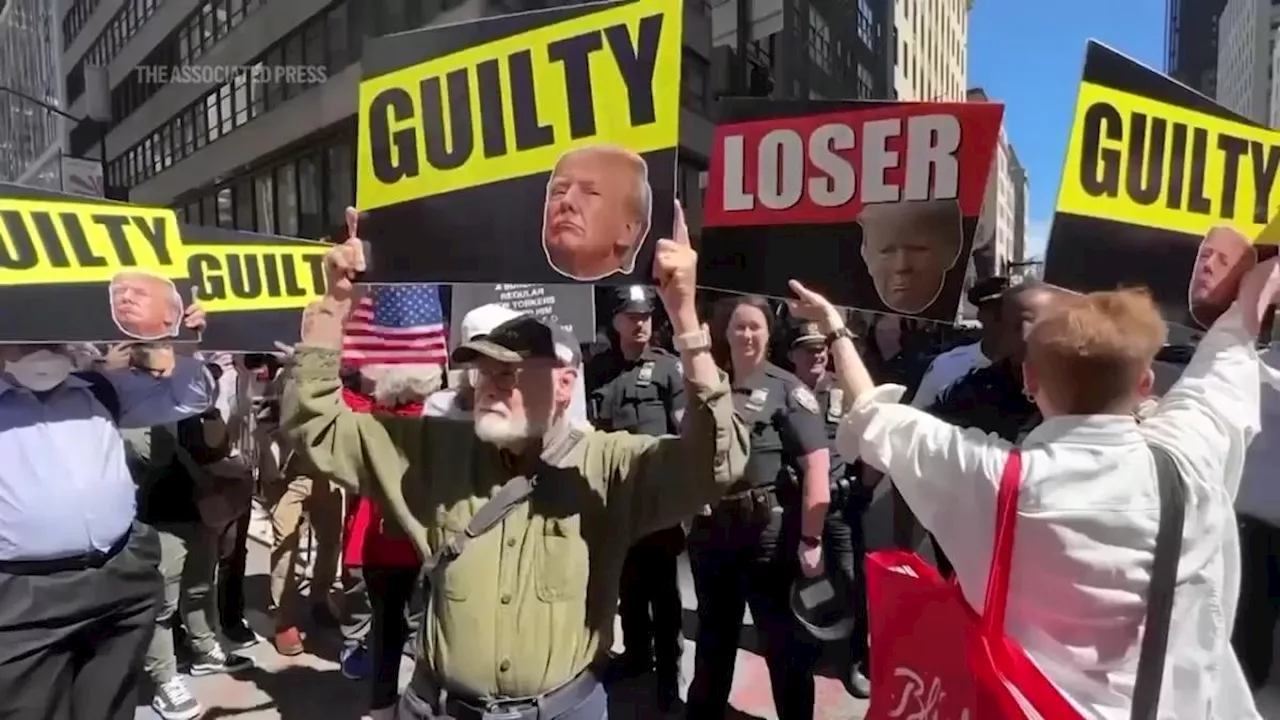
[788,323,873,697]
[585,287,687,702]
[284,315,751,720]
[685,360,828,720]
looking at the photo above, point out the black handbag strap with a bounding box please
[1131,443,1187,720]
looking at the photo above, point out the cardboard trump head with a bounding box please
[109,271,184,341]
[858,199,964,315]
[542,144,653,282]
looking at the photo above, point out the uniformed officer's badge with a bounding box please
[746,387,769,411]
[827,388,844,421]
[637,362,654,386]
[792,386,820,414]
[674,360,683,376]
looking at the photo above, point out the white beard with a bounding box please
[474,412,534,448]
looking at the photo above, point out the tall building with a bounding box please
[59,0,892,239]
[892,0,968,101]
[967,87,1014,278]
[0,0,65,188]
[1217,0,1280,124]
[1166,0,1226,98]
[1008,145,1030,276]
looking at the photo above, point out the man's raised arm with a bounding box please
[281,209,424,495]
[606,202,750,539]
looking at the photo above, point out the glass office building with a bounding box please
[0,0,64,189]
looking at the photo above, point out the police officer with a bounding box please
[586,285,686,708]
[686,296,831,720]
[786,321,871,699]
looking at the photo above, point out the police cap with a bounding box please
[451,315,581,367]
[614,285,656,315]
[967,275,1010,308]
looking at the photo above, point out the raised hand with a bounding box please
[1237,256,1280,336]
[787,280,843,332]
[184,286,207,331]
[324,207,367,301]
[652,201,697,320]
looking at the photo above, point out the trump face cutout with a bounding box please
[542,145,653,282]
[109,271,183,341]
[859,199,964,315]
[1188,225,1256,329]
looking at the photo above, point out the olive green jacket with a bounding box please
[282,346,749,698]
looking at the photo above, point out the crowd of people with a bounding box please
[0,201,1278,720]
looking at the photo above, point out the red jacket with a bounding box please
[341,387,422,568]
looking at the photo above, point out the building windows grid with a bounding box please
[66,0,166,103]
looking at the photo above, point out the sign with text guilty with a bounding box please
[355,0,680,286]
[700,100,1003,320]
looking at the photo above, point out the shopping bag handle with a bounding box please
[980,449,1022,634]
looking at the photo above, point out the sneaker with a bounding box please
[274,626,305,656]
[223,620,261,650]
[189,645,255,676]
[151,677,203,720]
[340,644,371,680]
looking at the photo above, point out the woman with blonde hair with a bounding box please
[784,258,1279,718]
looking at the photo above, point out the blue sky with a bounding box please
[968,0,1166,259]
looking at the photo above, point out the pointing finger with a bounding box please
[345,206,360,241]
[672,200,689,246]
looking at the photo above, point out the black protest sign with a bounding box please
[185,226,328,352]
[0,183,199,343]
[449,283,596,347]
[354,0,680,285]
[699,98,1003,321]
[1044,41,1280,330]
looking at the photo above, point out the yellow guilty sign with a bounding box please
[187,242,328,313]
[1058,81,1280,242]
[356,0,682,211]
[0,197,184,286]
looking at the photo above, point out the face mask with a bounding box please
[5,349,74,392]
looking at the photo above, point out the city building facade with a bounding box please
[893,0,968,101]
[59,0,893,241]
[1008,145,1030,277]
[966,87,1014,279]
[1217,0,1280,124]
[1166,0,1226,99]
[1,0,65,189]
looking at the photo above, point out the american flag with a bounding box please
[342,284,448,367]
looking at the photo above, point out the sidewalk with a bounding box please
[135,520,868,719]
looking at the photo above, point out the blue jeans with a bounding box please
[398,678,607,719]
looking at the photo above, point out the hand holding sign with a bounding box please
[1237,257,1280,337]
[787,280,843,335]
[324,208,368,302]
[652,201,696,320]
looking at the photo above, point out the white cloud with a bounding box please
[1024,218,1052,260]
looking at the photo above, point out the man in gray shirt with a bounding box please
[0,307,215,720]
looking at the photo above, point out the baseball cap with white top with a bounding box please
[459,303,522,343]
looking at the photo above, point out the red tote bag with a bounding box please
[865,451,1087,720]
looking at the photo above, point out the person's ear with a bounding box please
[1022,360,1039,399]
[558,367,579,405]
[1136,367,1155,399]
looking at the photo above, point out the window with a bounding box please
[326,4,351,70]
[254,173,276,234]
[201,196,217,227]
[193,105,208,150]
[276,163,299,236]
[303,18,326,71]
[326,141,354,227]
[248,63,266,118]
[298,154,323,237]
[217,187,234,227]
[218,83,234,135]
[284,34,305,99]
[265,47,285,108]
[205,93,221,143]
[187,201,201,225]
[681,53,709,111]
[233,72,250,126]
[235,180,255,230]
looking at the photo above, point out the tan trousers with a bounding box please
[267,472,344,628]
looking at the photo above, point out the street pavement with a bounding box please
[134,501,1280,720]
[134,515,868,720]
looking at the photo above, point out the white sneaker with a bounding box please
[152,677,203,720]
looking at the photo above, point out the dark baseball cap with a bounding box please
[450,314,581,367]
[789,322,826,348]
[614,285,656,315]
[967,276,1010,307]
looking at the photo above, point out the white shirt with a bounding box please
[836,304,1261,720]
[911,341,990,409]
[1236,347,1280,528]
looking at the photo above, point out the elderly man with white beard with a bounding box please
[283,204,748,720]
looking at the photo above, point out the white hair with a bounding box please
[370,364,444,407]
